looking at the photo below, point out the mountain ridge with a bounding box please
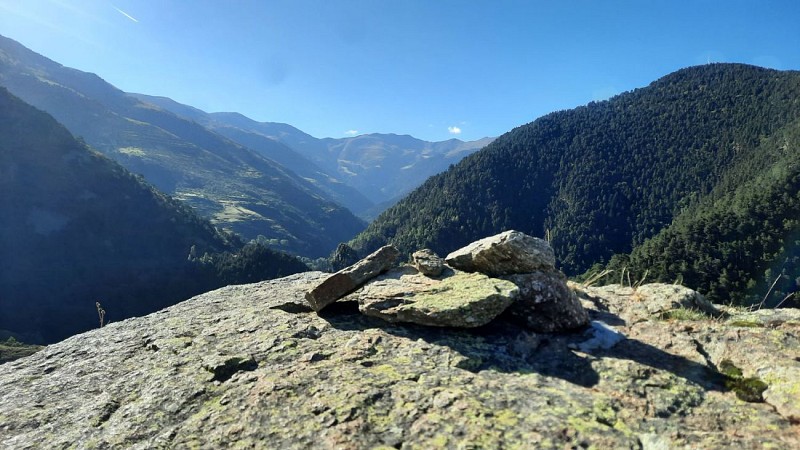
[0,86,310,343]
[132,91,493,213]
[129,92,375,215]
[0,34,365,257]
[349,63,800,306]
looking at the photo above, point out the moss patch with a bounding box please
[719,359,768,403]
[727,320,765,328]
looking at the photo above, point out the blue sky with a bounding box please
[1,1,799,141]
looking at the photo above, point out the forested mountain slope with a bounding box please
[0,88,307,343]
[351,64,800,297]
[0,34,365,257]
[610,116,800,306]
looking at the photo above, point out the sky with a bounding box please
[1,1,799,142]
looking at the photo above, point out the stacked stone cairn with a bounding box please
[305,230,589,332]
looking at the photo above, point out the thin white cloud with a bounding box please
[112,5,138,23]
[448,126,462,135]
[344,129,358,136]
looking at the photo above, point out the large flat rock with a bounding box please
[1,273,798,449]
[347,266,518,328]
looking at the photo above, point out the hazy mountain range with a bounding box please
[0,34,490,256]
[130,93,494,217]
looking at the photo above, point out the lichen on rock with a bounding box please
[2,235,799,448]
[349,265,518,328]
[445,230,556,276]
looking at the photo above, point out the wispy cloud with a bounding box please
[448,126,462,135]
[344,129,358,136]
[112,5,138,23]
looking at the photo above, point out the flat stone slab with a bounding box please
[348,266,519,327]
[445,230,555,276]
[305,245,399,311]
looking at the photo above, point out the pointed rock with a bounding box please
[445,230,555,276]
[349,266,518,328]
[305,245,399,311]
[502,270,589,332]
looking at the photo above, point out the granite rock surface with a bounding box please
[1,274,798,449]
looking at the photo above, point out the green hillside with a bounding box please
[0,88,307,343]
[350,64,800,305]
[128,94,376,216]
[132,93,493,219]
[604,117,800,306]
[0,34,365,257]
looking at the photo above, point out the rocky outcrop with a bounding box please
[330,243,360,272]
[633,283,721,316]
[348,266,518,327]
[445,230,555,276]
[305,245,399,311]
[1,273,798,449]
[572,282,721,324]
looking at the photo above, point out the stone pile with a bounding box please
[305,230,589,331]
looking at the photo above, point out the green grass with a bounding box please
[727,320,765,328]
[0,338,44,364]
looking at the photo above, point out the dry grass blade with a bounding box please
[583,269,613,288]
[775,292,795,309]
[756,273,782,310]
[633,269,650,290]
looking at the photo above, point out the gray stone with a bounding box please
[579,283,720,324]
[1,273,799,449]
[445,230,555,276]
[305,245,399,311]
[349,265,518,328]
[412,248,444,277]
[633,283,720,317]
[502,271,589,332]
